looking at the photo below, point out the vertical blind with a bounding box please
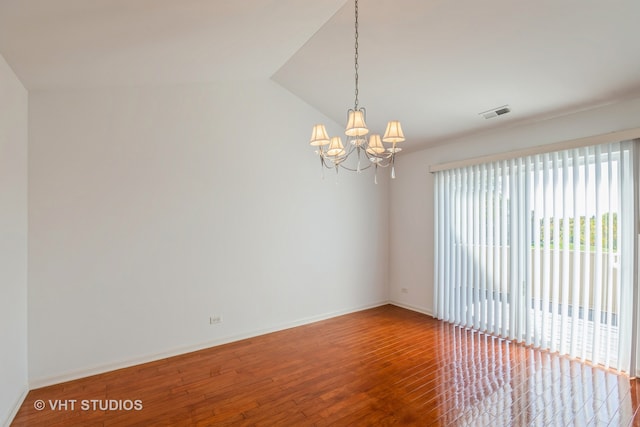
[434,141,636,373]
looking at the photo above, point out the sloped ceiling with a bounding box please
[0,0,346,86]
[1,0,640,151]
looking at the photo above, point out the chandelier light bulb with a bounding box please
[326,136,346,157]
[366,134,386,156]
[382,120,405,144]
[309,124,330,146]
[345,109,369,137]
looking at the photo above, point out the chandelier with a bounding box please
[309,0,405,183]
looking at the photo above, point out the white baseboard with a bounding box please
[2,386,28,427]
[390,301,434,317]
[29,301,389,389]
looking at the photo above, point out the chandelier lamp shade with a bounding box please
[309,0,405,182]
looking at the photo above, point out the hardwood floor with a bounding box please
[11,305,640,426]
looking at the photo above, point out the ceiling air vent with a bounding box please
[479,105,511,119]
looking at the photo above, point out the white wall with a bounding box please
[390,97,640,314]
[28,81,389,386]
[0,55,28,425]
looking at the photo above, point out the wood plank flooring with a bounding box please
[11,305,640,426]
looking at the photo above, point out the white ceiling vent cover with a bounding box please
[479,105,511,119]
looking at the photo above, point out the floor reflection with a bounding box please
[435,323,636,426]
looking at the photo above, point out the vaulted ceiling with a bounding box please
[1,0,639,151]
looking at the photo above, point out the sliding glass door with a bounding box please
[434,141,636,372]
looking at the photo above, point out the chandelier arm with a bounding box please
[371,160,393,168]
[318,152,395,171]
[322,157,392,172]
[318,159,339,170]
[366,150,393,163]
[318,140,357,169]
[339,163,373,172]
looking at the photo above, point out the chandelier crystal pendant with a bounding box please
[309,0,405,183]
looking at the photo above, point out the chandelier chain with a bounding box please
[354,0,359,110]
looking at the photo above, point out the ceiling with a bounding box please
[1,0,639,151]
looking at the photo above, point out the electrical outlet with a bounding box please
[209,315,222,325]
[401,288,408,294]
